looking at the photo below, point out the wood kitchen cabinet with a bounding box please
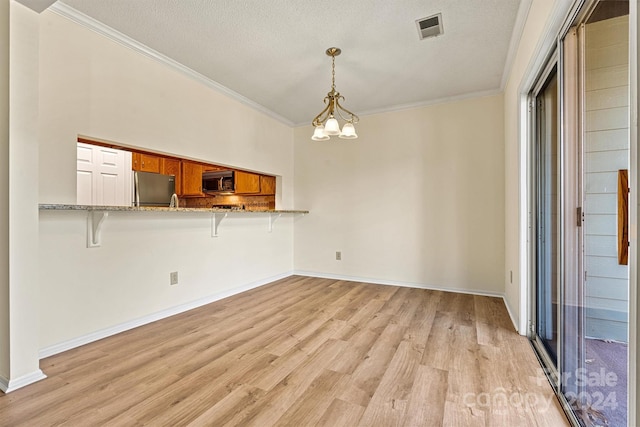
[259,175,276,195]
[132,152,161,173]
[181,161,204,196]
[161,158,182,196]
[235,171,261,194]
[78,138,278,200]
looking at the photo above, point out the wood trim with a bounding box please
[618,169,629,265]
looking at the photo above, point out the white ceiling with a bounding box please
[45,0,526,126]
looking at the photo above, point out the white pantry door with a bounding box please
[77,142,133,206]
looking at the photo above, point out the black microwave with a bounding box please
[202,170,235,194]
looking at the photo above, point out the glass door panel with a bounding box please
[569,6,630,426]
[535,70,560,369]
[530,2,629,426]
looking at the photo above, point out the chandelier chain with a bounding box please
[331,55,336,91]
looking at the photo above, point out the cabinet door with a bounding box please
[260,175,276,195]
[161,158,182,196]
[139,153,161,173]
[182,161,203,196]
[235,171,261,194]
[132,152,141,171]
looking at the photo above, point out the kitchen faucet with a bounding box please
[169,193,179,208]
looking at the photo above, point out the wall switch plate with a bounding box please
[336,251,341,261]
[170,271,178,285]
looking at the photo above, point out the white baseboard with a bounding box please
[40,270,518,360]
[0,369,47,394]
[293,270,505,298]
[39,271,293,359]
[295,271,524,335]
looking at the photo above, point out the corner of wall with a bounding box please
[7,0,41,381]
[0,0,10,381]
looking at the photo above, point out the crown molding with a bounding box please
[48,3,295,127]
[49,2,523,130]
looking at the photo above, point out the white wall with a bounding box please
[39,211,294,350]
[1,0,44,391]
[293,95,505,295]
[0,0,10,382]
[39,10,294,206]
[37,10,295,350]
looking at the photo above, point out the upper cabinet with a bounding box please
[161,158,181,196]
[133,153,161,173]
[131,152,140,170]
[181,161,204,196]
[260,175,276,195]
[235,171,261,194]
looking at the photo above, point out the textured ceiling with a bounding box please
[55,0,524,126]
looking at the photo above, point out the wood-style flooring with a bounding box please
[0,276,569,426]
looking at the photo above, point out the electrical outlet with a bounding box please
[170,271,178,285]
[336,251,341,261]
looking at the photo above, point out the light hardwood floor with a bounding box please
[0,276,569,426]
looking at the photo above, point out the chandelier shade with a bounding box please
[339,122,357,139]
[324,117,341,135]
[311,125,330,141]
[311,47,359,140]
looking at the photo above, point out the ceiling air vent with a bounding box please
[416,13,443,40]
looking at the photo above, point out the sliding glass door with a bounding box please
[533,65,560,375]
[530,2,629,426]
[578,6,629,426]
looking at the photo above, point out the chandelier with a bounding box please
[311,47,359,140]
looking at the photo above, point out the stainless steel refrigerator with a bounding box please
[134,171,175,207]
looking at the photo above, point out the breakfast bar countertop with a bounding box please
[39,204,309,214]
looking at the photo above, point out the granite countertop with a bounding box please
[39,204,309,214]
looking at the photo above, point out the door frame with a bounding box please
[627,2,638,426]
[528,53,561,390]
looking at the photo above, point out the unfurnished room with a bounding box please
[0,1,638,426]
